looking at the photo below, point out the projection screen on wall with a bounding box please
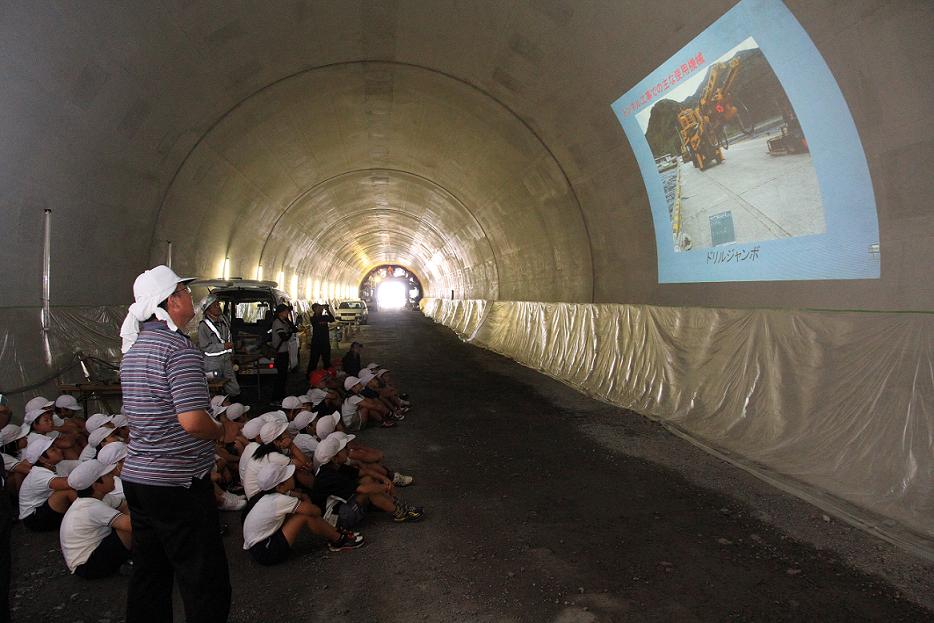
[612,0,880,283]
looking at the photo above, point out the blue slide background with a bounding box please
[611,0,880,283]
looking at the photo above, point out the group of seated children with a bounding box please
[2,344,422,575]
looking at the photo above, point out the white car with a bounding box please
[335,300,368,324]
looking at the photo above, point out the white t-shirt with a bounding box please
[78,444,97,462]
[238,442,259,483]
[19,466,57,519]
[341,397,362,429]
[103,476,125,508]
[55,459,81,477]
[2,453,20,473]
[242,492,300,549]
[53,415,65,427]
[292,433,319,457]
[59,497,122,572]
[242,452,291,500]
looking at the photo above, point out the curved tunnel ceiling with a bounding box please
[155,62,592,302]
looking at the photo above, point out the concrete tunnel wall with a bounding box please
[0,1,932,549]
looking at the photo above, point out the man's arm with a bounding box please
[177,410,239,443]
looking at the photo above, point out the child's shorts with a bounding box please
[23,500,65,532]
[75,530,130,579]
[337,499,366,529]
[249,529,291,566]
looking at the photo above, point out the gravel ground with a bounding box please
[8,310,934,622]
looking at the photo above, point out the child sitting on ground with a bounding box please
[59,459,132,578]
[19,437,77,531]
[1,424,31,493]
[242,463,364,565]
[311,434,423,530]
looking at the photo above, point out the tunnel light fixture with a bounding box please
[305,277,312,300]
[223,257,231,280]
[166,240,173,269]
[276,271,285,288]
[290,274,299,299]
[41,209,51,332]
[256,264,264,281]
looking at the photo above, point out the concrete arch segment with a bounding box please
[153,62,592,303]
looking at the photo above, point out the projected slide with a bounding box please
[612,0,880,283]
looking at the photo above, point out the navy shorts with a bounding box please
[23,500,65,532]
[249,529,291,566]
[75,530,130,579]
[337,498,367,530]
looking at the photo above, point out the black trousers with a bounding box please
[0,491,11,623]
[307,339,331,374]
[123,476,231,623]
[274,352,290,399]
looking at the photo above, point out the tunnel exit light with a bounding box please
[377,280,406,310]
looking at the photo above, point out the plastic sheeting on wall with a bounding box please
[0,306,126,415]
[422,298,934,559]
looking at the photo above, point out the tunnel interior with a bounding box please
[0,0,932,574]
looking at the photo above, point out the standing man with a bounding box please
[119,265,239,623]
[306,303,333,376]
[270,303,296,401]
[197,294,240,398]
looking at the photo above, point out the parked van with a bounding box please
[335,299,368,324]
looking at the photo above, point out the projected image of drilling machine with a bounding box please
[678,57,742,171]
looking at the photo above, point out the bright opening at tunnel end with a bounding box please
[376,280,407,310]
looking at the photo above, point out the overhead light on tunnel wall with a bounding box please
[223,257,231,280]
[290,274,299,299]
[306,277,312,300]
[276,271,285,288]
[256,265,264,281]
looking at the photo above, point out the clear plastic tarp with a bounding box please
[422,298,934,559]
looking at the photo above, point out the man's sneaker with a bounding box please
[219,491,246,511]
[393,503,424,523]
[328,530,366,552]
[392,472,414,487]
[389,410,406,421]
[399,399,411,407]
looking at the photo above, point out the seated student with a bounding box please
[243,420,310,500]
[60,459,132,579]
[110,413,130,441]
[312,417,412,486]
[288,410,319,458]
[341,341,364,378]
[243,463,364,565]
[19,437,77,531]
[343,376,393,429]
[83,426,123,463]
[78,414,115,461]
[357,369,406,421]
[369,367,410,413]
[53,395,87,436]
[23,408,80,460]
[238,415,272,484]
[280,396,304,422]
[311,434,423,529]
[96,442,128,509]
[1,424,31,493]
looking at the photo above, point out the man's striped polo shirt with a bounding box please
[120,320,215,487]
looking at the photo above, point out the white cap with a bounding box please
[133,265,194,302]
[85,414,114,433]
[346,395,364,406]
[67,459,115,490]
[23,409,47,426]
[313,433,353,466]
[315,411,341,439]
[259,420,289,444]
[212,404,228,418]
[358,369,375,386]
[263,410,288,424]
[226,403,250,421]
[23,435,54,464]
[241,417,266,440]
[293,434,319,456]
[210,395,228,409]
[97,441,128,466]
[54,395,82,411]
[344,376,361,391]
[366,362,379,370]
[374,368,389,377]
[0,424,26,445]
[331,431,356,446]
[288,410,315,434]
[256,463,295,492]
[89,427,115,448]
[305,388,328,405]
[25,397,54,412]
[200,293,219,313]
[281,396,302,410]
[111,414,129,428]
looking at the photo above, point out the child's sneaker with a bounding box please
[328,529,366,551]
[393,503,424,522]
[392,472,414,487]
[219,491,246,511]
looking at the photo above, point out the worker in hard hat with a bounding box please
[197,295,240,397]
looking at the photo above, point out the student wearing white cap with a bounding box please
[0,424,30,493]
[243,462,364,565]
[53,394,87,435]
[119,264,239,623]
[60,459,132,578]
[311,434,423,528]
[18,436,77,531]
[342,376,393,429]
[23,407,81,460]
[242,420,312,500]
[197,294,240,398]
[97,441,129,509]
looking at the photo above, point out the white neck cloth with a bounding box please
[120,285,179,353]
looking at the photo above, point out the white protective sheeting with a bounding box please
[422,298,934,559]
